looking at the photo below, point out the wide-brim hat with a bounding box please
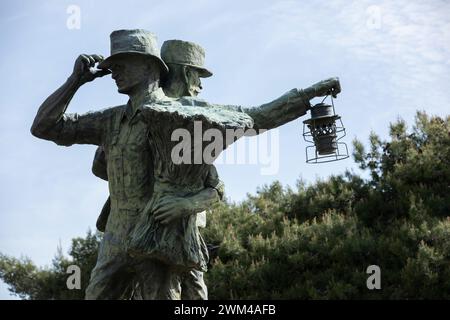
[98,29,169,74]
[161,39,212,78]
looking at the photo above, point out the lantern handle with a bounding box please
[330,95,336,115]
[320,94,337,115]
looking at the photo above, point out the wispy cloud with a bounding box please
[238,0,450,117]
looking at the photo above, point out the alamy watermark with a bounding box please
[366,5,382,30]
[65,264,382,291]
[171,121,279,175]
[366,265,381,290]
[66,5,81,30]
[66,264,81,290]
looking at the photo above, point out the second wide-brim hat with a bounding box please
[98,29,169,74]
[161,39,212,78]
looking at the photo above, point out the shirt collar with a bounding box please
[121,88,167,121]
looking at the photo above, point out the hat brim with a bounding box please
[98,52,169,74]
[166,62,212,78]
[193,66,213,78]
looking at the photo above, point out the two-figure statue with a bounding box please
[31,29,341,300]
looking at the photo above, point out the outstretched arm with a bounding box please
[244,77,341,130]
[30,54,110,146]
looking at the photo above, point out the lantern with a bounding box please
[302,97,349,163]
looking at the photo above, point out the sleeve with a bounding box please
[204,165,225,200]
[193,89,311,131]
[41,110,108,147]
[243,88,311,130]
[92,146,108,181]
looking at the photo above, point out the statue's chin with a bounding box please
[117,87,130,94]
[189,88,201,97]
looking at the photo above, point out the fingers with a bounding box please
[322,77,341,98]
[331,78,341,97]
[91,54,104,63]
[335,79,341,93]
[161,217,172,225]
[93,68,111,78]
[156,217,171,225]
[154,204,184,223]
[78,54,91,72]
[153,202,169,214]
[154,211,172,221]
[153,197,177,213]
[154,210,176,225]
[76,54,111,80]
[79,54,90,63]
[79,54,105,68]
[153,202,175,215]
[80,54,95,66]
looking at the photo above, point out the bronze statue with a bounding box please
[31,29,341,299]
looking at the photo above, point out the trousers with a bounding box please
[85,206,209,299]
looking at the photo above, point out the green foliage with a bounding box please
[0,230,100,299]
[203,112,450,299]
[1,112,449,299]
[352,112,450,222]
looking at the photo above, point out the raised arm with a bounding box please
[30,54,111,146]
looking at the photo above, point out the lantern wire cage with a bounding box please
[302,95,349,164]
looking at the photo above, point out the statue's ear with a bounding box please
[181,65,190,85]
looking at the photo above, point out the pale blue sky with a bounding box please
[1,0,449,299]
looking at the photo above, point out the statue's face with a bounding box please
[109,55,157,94]
[185,67,202,97]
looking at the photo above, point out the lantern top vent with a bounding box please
[303,103,339,124]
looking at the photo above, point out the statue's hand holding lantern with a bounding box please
[302,78,349,163]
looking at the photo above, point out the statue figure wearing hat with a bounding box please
[31,29,341,299]
[91,39,223,300]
